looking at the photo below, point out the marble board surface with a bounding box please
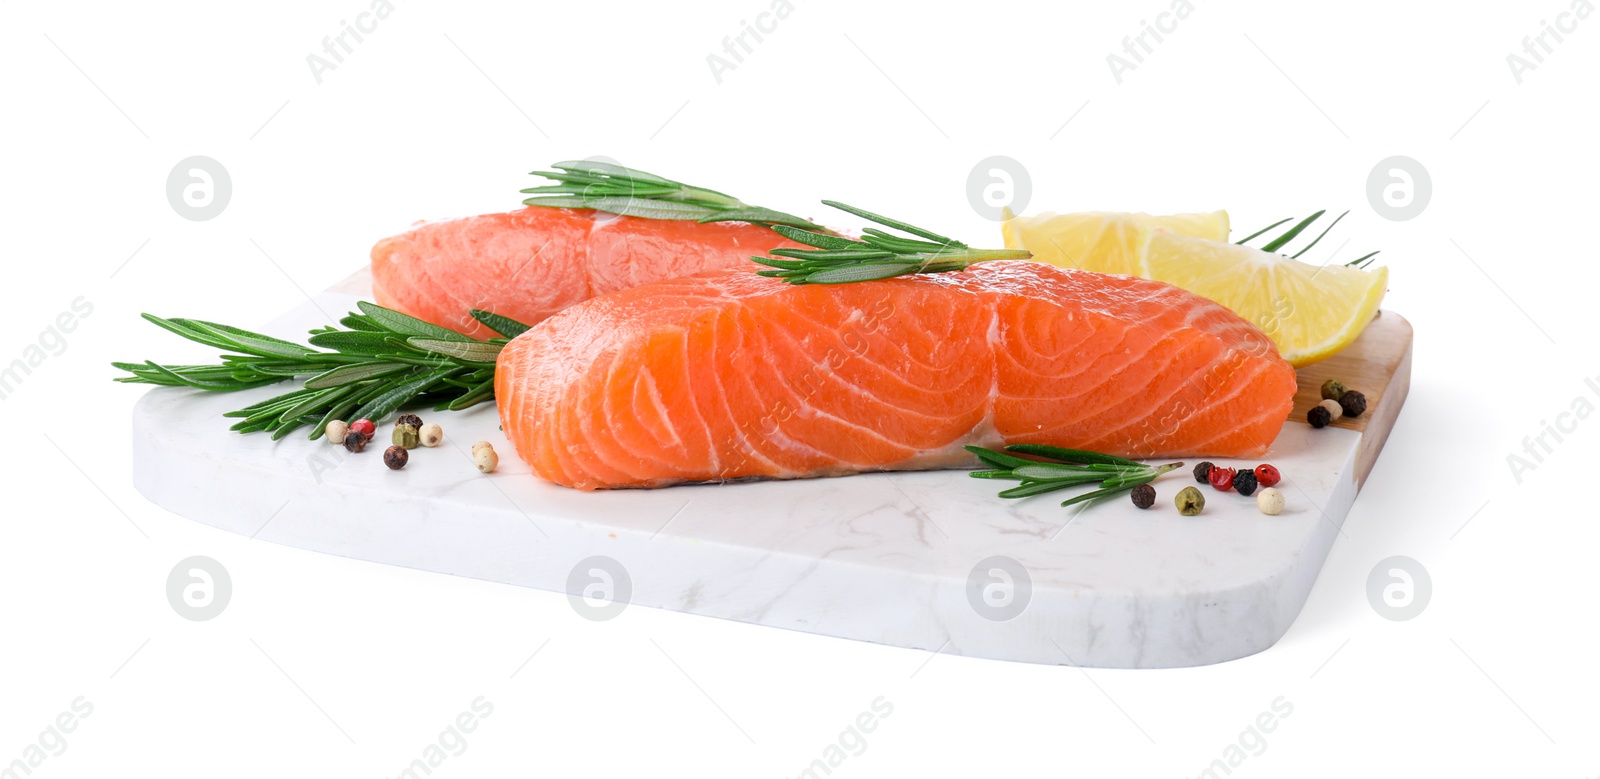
[130,282,1412,668]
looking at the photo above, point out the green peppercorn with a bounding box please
[392,423,421,449]
[1130,483,1156,509]
[1338,390,1367,419]
[1175,486,1205,516]
[1194,461,1214,484]
[1307,406,1332,428]
[1320,379,1347,401]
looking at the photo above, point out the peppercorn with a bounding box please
[419,423,444,448]
[1194,461,1214,484]
[474,444,499,473]
[471,440,493,454]
[1253,464,1281,488]
[384,445,408,470]
[1338,390,1367,419]
[396,413,423,428]
[392,423,421,450]
[343,430,367,453]
[325,419,348,445]
[1130,483,1156,509]
[1257,487,1285,515]
[1232,469,1258,496]
[1318,398,1344,420]
[1208,465,1236,492]
[1307,406,1331,428]
[1175,486,1205,516]
[1320,379,1347,401]
[350,418,376,441]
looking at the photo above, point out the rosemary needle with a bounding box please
[112,303,531,440]
[752,201,1032,285]
[966,445,1183,508]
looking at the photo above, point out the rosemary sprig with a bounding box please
[521,159,818,229]
[752,201,1032,285]
[112,303,530,440]
[1237,210,1381,269]
[966,444,1183,508]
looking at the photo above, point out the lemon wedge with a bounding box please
[1143,231,1387,366]
[1001,210,1388,366]
[1000,210,1230,276]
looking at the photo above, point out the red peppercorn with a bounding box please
[1254,464,1281,488]
[1208,466,1236,492]
[350,418,376,440]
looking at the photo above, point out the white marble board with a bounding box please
[130,283,1411,668]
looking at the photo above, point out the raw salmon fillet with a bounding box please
[496,261,1297,489]
[371,207,804,339]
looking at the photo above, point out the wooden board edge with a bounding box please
[1355,324,1412,489]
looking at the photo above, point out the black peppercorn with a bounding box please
[1338,390,1367,419]
[343,430,367,452]
[1130,483,1156,509]
[1194,461,1214,483]
[1307,406,1331,428]
[1232,469,1258,496]
[396,413,424,428]
[383,445,409,470]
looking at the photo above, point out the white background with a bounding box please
[2,0,1598,776]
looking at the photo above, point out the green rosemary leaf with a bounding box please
[303,361,414,389]
[277,385,356,426]
[139,314,244,353]
[406,338,503,364]
[177,320,317,359]
[308,330,412,356]
[964,445,1040,470]
[820,200,957,245]
[1235,217,1292,245]
[753,202,1028,286]
[1347,250,1380,268]
[1259,210,1326,253]
[1003,443,1142,467]
[351,369,454,422]
[519,195,591,209]
[768,248,897,262]
[802,263,918,284]
[998,480,1080,499]
[470,309,533,339]
[140,360,257,391]
[339,314,386,332]
[548,159,678,186]
[444,378,496,410]
[357,301,473,342]
[1059,482,1141,508]
[698,207,819,230]
[1290,210,1348,258]
[771,225,863,251]
[579,197,722,220]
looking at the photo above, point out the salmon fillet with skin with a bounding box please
[371,207,805,340]
[495,261,1297,490]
